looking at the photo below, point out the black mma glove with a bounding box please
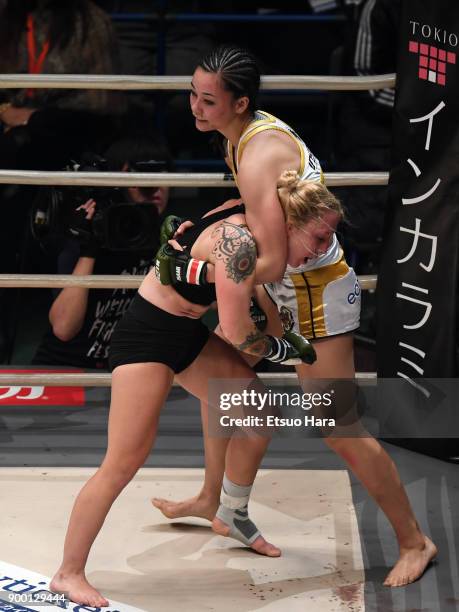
[68,208,99,258]
[155,243,208,286]
[265,330,316,365]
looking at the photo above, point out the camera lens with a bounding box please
[120,209,142,244]
[104,203,159,250]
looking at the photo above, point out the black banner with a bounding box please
[377,0,459,390]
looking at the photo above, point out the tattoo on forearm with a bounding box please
[212,222,257,283]
[235,330,270,356]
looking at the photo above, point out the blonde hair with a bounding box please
[277,170,343,227]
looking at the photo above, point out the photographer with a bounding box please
[32,137,171,369]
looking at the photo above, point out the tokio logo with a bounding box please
[409,41,456,86]
[408,21,457,87]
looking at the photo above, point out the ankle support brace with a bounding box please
[215,474,260,546]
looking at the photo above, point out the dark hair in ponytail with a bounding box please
[199,45,260,113]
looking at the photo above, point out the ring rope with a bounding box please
[0,73,396,91]
[0,274,377,290]
[0,371,376,388]
[0,170,388,187]
[0,274,141,289]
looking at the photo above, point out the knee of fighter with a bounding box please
[102,458,142,487]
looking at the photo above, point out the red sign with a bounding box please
[0,369,85,405]
[409,40,456,86]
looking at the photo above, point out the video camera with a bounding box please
[31,153,167,252]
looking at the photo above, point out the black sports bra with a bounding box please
[173,203,246,305]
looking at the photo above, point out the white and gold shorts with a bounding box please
[265,255,361,340]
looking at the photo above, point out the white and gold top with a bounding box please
[227,109,323,185]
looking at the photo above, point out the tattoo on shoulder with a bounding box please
[211,222,257,284]
[235,330,270,355]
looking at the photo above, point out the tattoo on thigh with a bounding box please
[212,222,257,283]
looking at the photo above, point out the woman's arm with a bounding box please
[213,222,270,358]
[49,199,97,341]
[0,105,36,129]
[213,222,314,364]
[49,256,94,341]
[197,157,290,285]
[237,163,288,284]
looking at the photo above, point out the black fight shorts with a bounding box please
[109,293,210,374]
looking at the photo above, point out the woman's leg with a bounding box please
[171,333,279,556]
[152,287,280,521]
[152,381,261,521]
[152,332,261,521]
[50,362,174,606]
[151,395,227,521]
[296,333,437,586]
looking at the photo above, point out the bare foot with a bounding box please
[383,535,437,587]
[151,494,218,522]
[212,516,281,557]
[50,571,109,607]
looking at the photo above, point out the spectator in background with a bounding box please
[0,0,123,170]
[0,0,125,360]
[32,137,171,370]
[335,0,399,265]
